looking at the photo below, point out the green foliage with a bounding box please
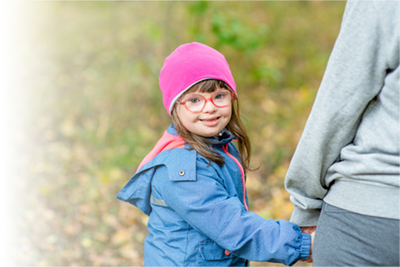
[211,14,268,53]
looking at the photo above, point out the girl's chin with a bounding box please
[186,120,228,137]
[196,127,222,137]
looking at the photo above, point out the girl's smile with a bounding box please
[199,116,221,126]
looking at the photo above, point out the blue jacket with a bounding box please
[117,124,310,266]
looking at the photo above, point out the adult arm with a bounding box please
[284,0,396,226]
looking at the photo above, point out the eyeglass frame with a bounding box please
[177,89,235,113]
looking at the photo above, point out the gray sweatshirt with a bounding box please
[285,0,399,226]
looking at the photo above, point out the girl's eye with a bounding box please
[215,93,225,99]
[214,91,229,100]
[187,97,201,104]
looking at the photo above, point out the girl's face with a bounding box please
[175,86,232,137]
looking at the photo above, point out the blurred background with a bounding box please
[2,1,346,266]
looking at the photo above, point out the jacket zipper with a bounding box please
[223,143,249,262]
[222,144,248,211]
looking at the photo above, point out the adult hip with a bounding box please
[313,202,400,266]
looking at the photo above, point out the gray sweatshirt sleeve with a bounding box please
[284,0,398,226]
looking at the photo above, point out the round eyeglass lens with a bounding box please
[213,91,231,106]
[185,95,204,112]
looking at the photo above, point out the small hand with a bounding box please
[300,226,316,263]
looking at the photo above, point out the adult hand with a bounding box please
[301,226,316,263]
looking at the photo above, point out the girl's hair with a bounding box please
[171,79,252,174]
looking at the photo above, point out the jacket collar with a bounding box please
[167,124,235,146]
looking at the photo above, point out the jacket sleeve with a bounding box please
[158,155,310,266]
[284,0,396,226]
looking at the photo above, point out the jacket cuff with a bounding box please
[299,233,311,260]
[290,206,321,226]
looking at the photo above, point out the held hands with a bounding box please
[300,226,316,263]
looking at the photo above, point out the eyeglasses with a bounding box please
[178,89,234,113]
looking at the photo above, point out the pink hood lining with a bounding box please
[136,131,185,173]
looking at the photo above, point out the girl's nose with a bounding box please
[202,99,217,113]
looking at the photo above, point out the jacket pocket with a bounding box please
[199,239,233,261]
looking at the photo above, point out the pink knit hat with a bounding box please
[159,42,237,115]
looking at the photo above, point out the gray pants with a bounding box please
[313,202,400,266]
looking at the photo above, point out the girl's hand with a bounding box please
[300,226,316,263]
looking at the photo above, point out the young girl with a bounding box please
[117,42,311,266]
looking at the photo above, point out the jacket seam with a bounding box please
[214,208,240,243]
